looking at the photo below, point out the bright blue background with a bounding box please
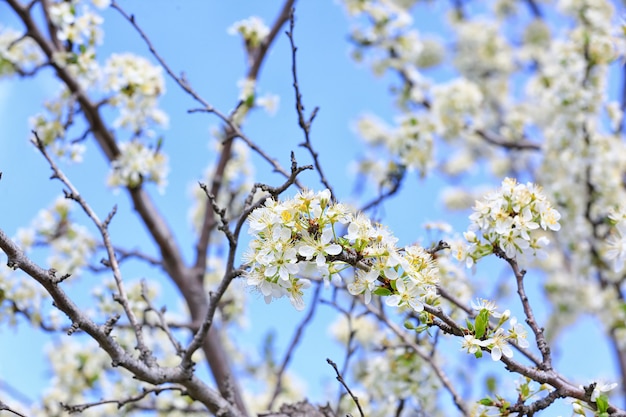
[0,1,619,416]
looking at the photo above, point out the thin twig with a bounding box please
[359,167,404,213]
[0,401,28,417]
[110,1,211,110]
[493,246,552,371]
[140,280,185,355]
[326,358,365,417]
[524,0,543,18]
[286,9,335,201]
[198,184,236,246]
[61,385,187,414]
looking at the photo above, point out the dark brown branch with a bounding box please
[7,0,249,408]
[247,0,297,82]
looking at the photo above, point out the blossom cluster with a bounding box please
[457,178,561,266]
[0,27,43,77]
[355,113,436,178]
[103,53,168,133]
[3,3,170,192]
[49,1,104,46]
[47,0,105,86]
[244,189,439,311]
[603,208,626,273]
[461,299,529,361]
[29,94,87,163]
[107,141,169,192]
[227,16,270,49]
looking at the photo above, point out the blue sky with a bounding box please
[0,1,621,416]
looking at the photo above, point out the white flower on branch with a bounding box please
[107,141,169,192]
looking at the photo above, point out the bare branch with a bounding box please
[326,358,365,417]
[286,9,335,200]
[474,128,541,151]
[493,245,552,371]
[110,1,212,110]
[140,280,185,356]
[61,385,187,414]
[0,226,244,416]
[31,130,153,364]
[0,401,28,417]
[198,183,237,247]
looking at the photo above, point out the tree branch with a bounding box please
[286,9,334,201]
[32,131,152,362]
[326,358,365,417]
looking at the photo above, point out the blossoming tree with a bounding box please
[1,0,626,416]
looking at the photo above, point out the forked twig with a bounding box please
[31,130,153,363]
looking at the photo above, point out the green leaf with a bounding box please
[244,94,255,108]
[596,394,609,413]
[335,236,348,246]
[475,309,490,339]
[519,384,530,399]
[373,287,392,297]
[478,397,494,406]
